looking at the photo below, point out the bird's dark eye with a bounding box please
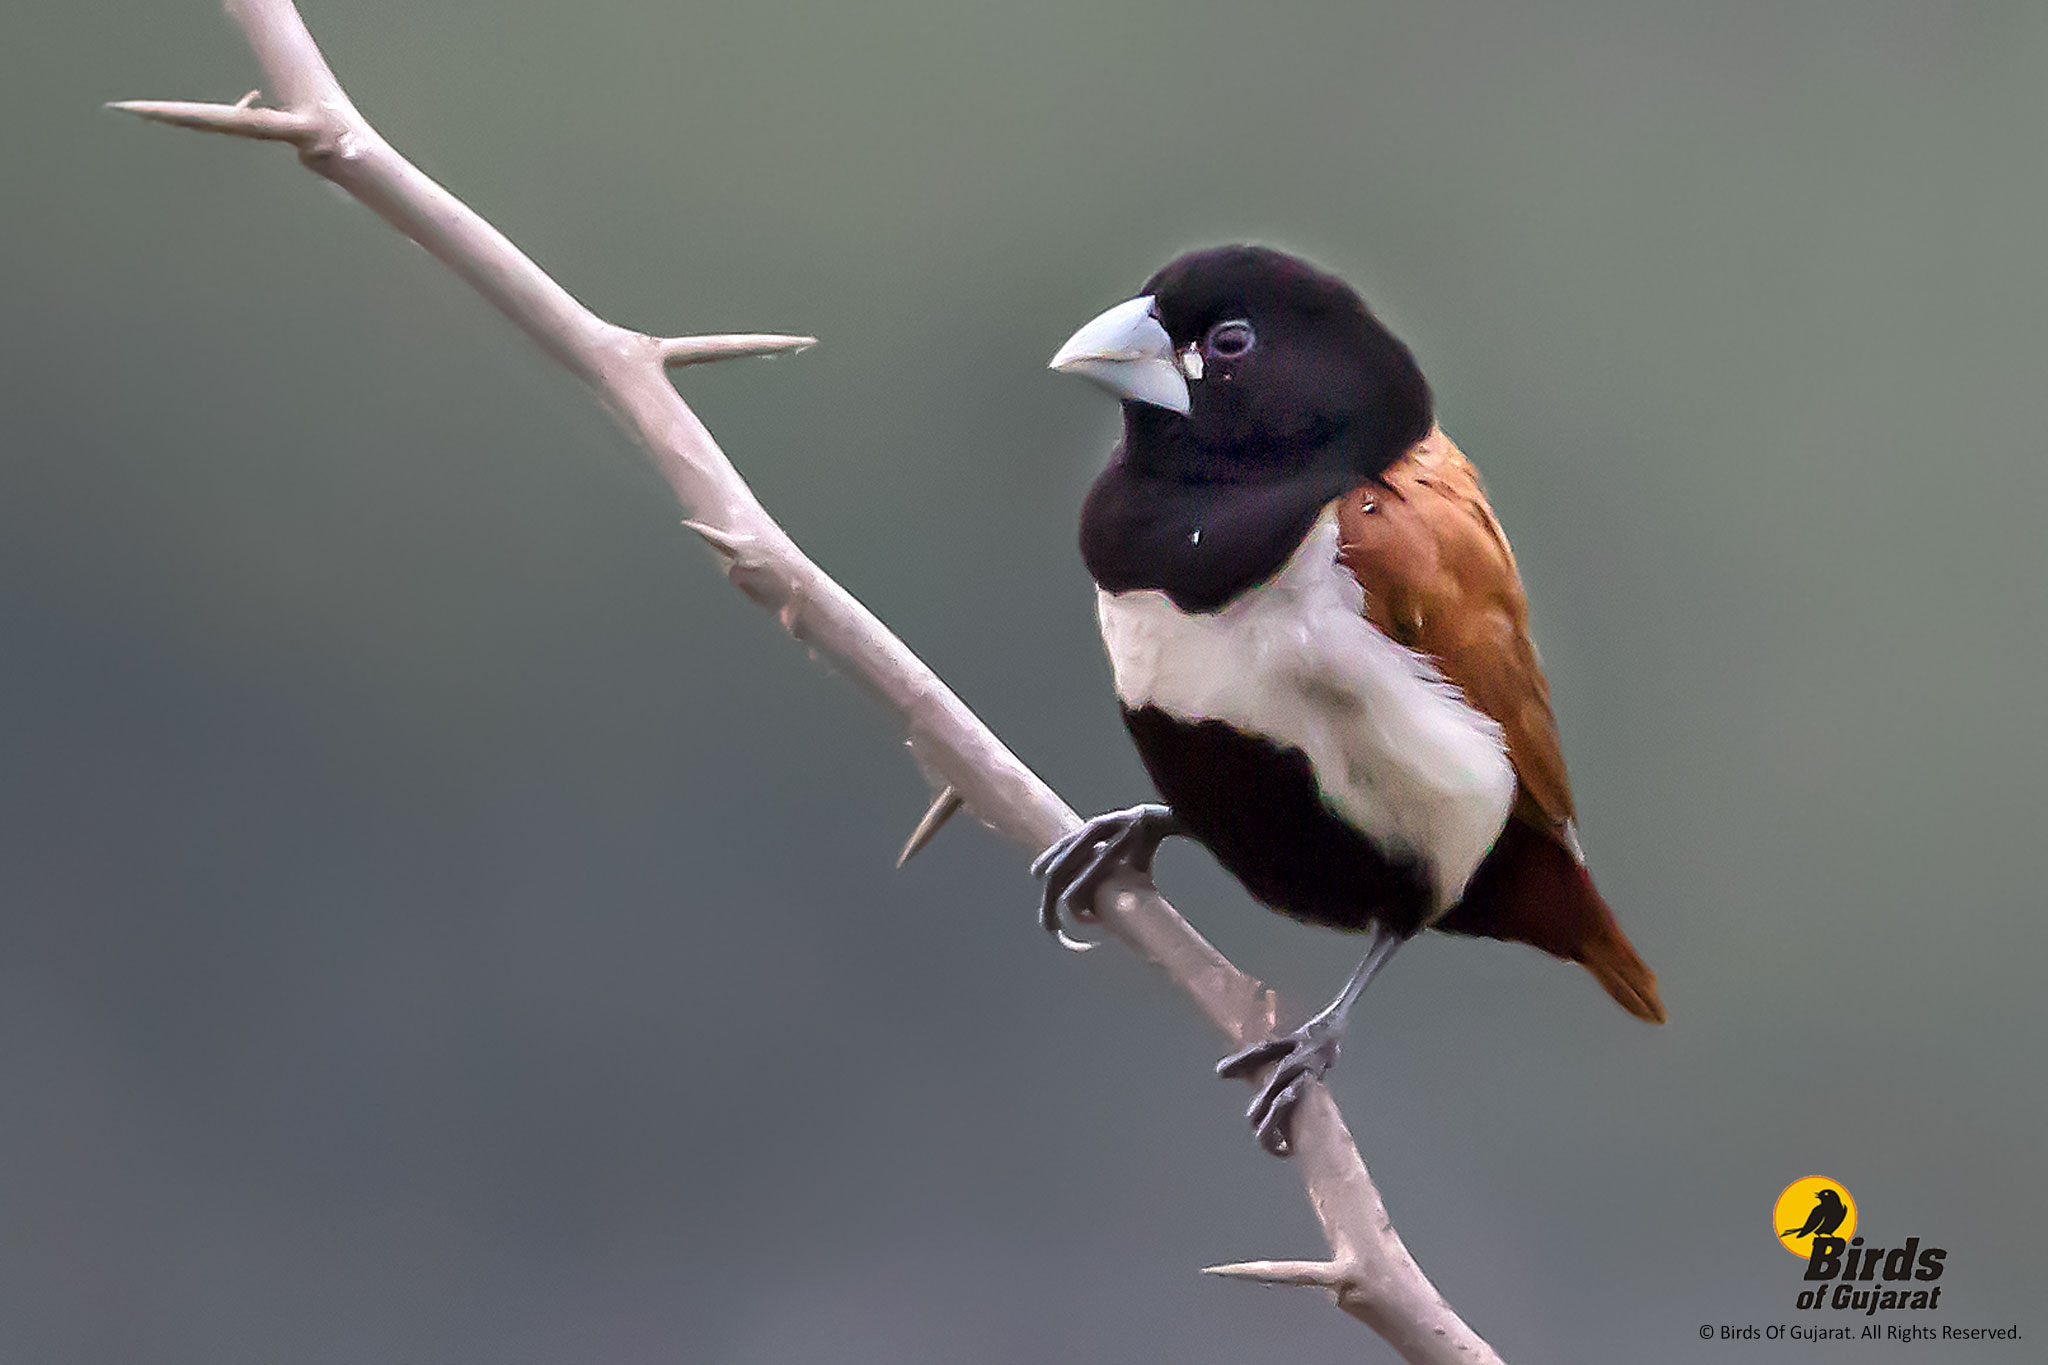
[1204,319,1255,359]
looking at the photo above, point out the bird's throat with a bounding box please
[1079,460,1361,613]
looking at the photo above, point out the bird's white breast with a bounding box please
[1096,508,1515,910]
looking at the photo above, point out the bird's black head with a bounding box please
[1052,245,1433,487]
[1135,245,1432,484]
[1051,246,1435,610]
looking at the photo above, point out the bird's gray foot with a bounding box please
[1031,804,1183,940]
[1216,1019,1344,1158]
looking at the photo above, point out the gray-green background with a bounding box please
[6,2,2044,1361]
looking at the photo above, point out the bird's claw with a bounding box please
[1031,804,1183,941]
[1216,1022,1342,1158]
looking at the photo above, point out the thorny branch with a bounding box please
[113,4,1505,1360]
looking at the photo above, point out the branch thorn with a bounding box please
[659,333,817,368]
[680,518,751,561]
[1201,1259,1351,1289]
[107,98,315,143]
[896,786,964,867]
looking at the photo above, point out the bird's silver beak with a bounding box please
[1047,295,1191,415]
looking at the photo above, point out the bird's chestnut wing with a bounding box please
[1335,428,1576,842]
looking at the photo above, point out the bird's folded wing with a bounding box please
[1335,427,1576,839]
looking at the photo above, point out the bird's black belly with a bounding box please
[1121,705,1434,936]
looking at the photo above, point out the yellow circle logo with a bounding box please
[1774,1176,1857,1259]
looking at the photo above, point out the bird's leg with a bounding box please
[1031,804,1186,942]
[1216,920,1407,1157]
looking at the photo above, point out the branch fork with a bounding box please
[114,5,1503,1361]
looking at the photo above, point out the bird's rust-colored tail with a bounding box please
[1438,818,1666,1024]
[1575,910,1665,1024]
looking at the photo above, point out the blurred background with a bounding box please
[5,1,2045,1360]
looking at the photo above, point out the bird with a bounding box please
[1033,244,1665,1157]
[1783,1189,1849,1240]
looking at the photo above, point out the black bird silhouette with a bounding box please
[1783,1188,1849,1239]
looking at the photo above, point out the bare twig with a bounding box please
[112,4,1504,1360]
